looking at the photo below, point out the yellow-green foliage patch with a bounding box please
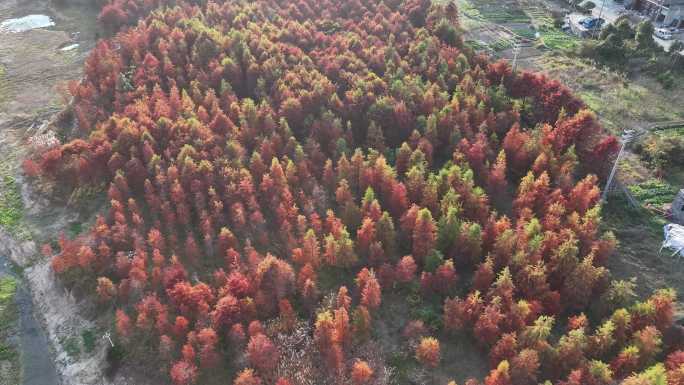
[0,176,23,230]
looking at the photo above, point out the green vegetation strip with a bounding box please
[0,161,30,240]
[0,176,23,230]
[652,125,684,137]
[539,28,580,50]
[0,277,20,385]
[628,180,678,207]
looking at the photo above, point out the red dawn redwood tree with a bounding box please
[416,337,441,369]
[246,333,279,373]
[351,360,374,385]
[412,208,437,262]
[170,361,198,385]
[396,255,417,283]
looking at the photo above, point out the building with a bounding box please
[627,0,684,26]
[666,0,684,26]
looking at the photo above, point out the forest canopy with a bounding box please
[26,0,683,384]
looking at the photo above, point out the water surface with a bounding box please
[0,256,59,385]
[0,14,54,33]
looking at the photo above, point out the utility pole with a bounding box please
[655,0,665,22]
[592,0,607,38]
[102,331,114,348]
[511,42,521,72]
[601,130,633,203]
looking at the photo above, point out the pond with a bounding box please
[0,14,54,33]
[0,0,100,52]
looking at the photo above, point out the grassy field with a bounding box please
[530,55,684,134]
[601,195,684,299]
[603,196,666,242]
[0,277,19,385]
